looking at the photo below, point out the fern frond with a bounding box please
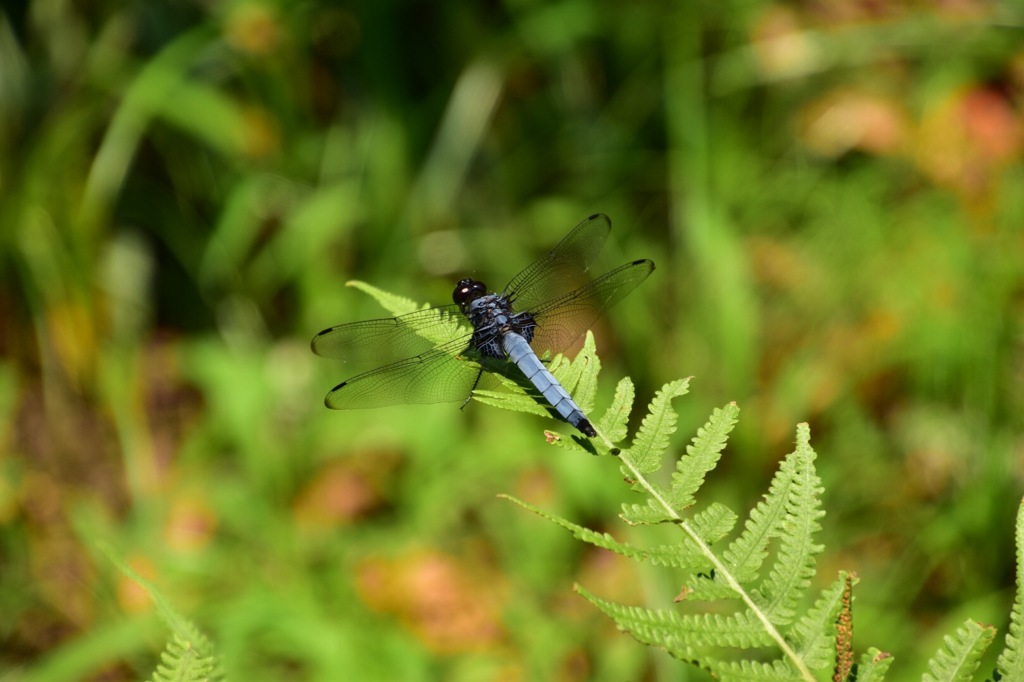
[702,657,802,681]
[620,402,736,526]
[473,387,553,419]
[151,634,222,682]
[788,573,850,670]
[626,378,690,474]
[347,280,468,348]
[756,423,825,623]
[855,648,894,681]
[536,418,829,678]
[718,432,806,585]
[596,376,635,442]
[688,503,739,544]
[997,497,1024,679]
[556,332,600,413]
[682,574,743,601]
[668,402,740,511]
[501,494,717,571]
[490,332,897,680]
[922,619,996,682]
[576,584,774,651]
[346,280,420,316]
[620,498,676,526]
[100,543,223,682]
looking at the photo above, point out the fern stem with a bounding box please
[596,428,620,455]
[617,453,817,682]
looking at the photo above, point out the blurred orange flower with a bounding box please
[224,3,281,57]
[164,494,218,552]
[915,86,1022,198]
[798,89,907,157]
[355,549,506,655]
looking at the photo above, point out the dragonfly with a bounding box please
[311,213,655,437]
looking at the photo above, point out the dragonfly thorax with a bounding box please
[461,290,537,360]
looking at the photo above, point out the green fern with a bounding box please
[856,648,895,682]
[922,620,996,682]
[525,417,835,679]
[346,280,468,349]
[485,335,1024,681]
[996,499,1024,680]
[100,544,224,682]
[150,634,222,682]
[344,283,1024,681]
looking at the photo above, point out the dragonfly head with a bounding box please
[453,278,487,313]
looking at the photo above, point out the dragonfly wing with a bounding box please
[501,213,612,314]
[324,338,482,409]
[528,258,655,356]
[311,303,469,367]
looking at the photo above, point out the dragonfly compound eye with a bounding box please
[453,279,487,307]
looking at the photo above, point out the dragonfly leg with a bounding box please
[460,368,485,411]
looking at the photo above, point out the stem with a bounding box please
[618,451,817,682]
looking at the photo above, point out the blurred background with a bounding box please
[2,0,1023,680]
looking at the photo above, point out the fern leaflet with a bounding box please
[621,401,739,526]
[787,572,848,670]
[100,543,224,682]
[596,376,635,442]
[922,620,996,682]
[668,402,740,511]
[502,494,718,571]
[577,584,775,650]
[755,424,825,623]
[997,497,1024,679]
[626,378,690,473]
[856,648,895,681]
[346,280,420,316]
[151,634,222,682]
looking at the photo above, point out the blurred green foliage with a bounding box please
[2,0,1024,680]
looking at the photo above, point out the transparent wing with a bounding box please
[528,259,655,356]
[311,304,470,367]
[323,338,482,409]
[313,213,651,410]
[502,213,612,314]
